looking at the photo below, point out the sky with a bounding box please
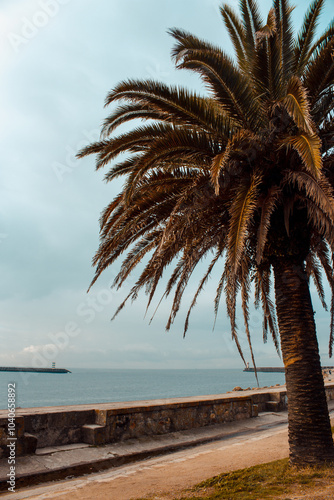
[1,0,334,370]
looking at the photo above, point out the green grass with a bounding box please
[171,458,334,500]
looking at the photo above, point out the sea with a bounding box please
[0,368,286,410]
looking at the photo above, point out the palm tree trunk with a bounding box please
[274,258,334,466]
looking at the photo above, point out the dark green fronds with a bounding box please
[304,36,334,102]
[104,79,235,137]
[294,0,325,76]
[239,0,258,60]
[308,19,334,57]
[274,0,295,81]
[169,28,264,127]
[101,103,171,138]
[220,4,247,70]
[245,0,263,33]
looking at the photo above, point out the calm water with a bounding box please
[0,369,286,409]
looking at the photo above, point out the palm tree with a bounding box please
[79,0,334,465]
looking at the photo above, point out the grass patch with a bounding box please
[174,458,334,500]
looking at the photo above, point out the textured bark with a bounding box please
[274,258,334,465]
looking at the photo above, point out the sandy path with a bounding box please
[5,425,290,500]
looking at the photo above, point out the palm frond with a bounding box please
[169,28,264,127]
[224,264,247,366]
[256,9,284,100]
[101,103,165,138]
[183,249,224,337]
[308,19,334,57]
[220,4,247,71]
[304,37,334,102]
[274,0,295,81]
[254,268,280,352]
[120,128,215,203]
[211,142,232,195]
[256,186,281,264]
[104,79,235,137]
[280,76,314,134]
[310,254,328,310]
[284,170,334,222]
[228,172,262,272]
[304,199,334,247]
[294,0,325,76]
[80,123,172,170]
[255,8,276,44]
[280,133,322,177]
[252,10,275,99]
[239,0,256,60]
[330,293,334,357]
[240,252,259,383]
[312,88,334,127]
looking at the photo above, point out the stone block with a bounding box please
[7,433,38,456]
[82,424,106,445]
[23,433,38,454]
[252,404,259,417]
[269,391,283,402]
[266,401,280,412]
[95,409,107,426]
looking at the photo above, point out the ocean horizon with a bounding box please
[0,368,286,410]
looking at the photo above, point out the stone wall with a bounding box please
[0,382,333,458]
[88,396,255,446]
[0,394,255,457]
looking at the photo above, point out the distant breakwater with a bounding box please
[244,366,334,373]
[0,367,71,374]
[244,367,285,373]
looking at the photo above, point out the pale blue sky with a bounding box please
[1,0,334,370]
